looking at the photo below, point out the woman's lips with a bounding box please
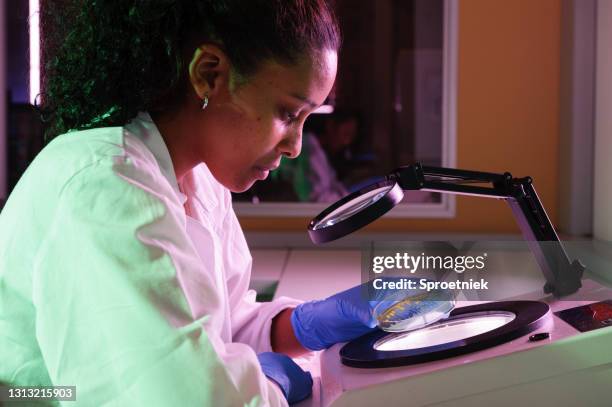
[253,168,268,180]
[253,166,272,180]
[257,162,280,171]
[253,162,280,180]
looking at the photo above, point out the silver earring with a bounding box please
[201,94,209,110]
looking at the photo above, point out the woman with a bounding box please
[0,1,378,405]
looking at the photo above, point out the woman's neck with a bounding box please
[150,109,199,184]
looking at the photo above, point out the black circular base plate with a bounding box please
[340,300,550,368]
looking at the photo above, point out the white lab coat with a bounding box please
[0,111,300,406]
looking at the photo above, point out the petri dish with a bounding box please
[374,311,516,351]
[373,285,456,333]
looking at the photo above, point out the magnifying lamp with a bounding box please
[308,163,585,298]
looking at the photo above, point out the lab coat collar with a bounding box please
[124,111,188,205]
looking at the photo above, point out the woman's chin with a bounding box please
[208,169,255,193]
[227,177,258,194]
[229,168,269,192]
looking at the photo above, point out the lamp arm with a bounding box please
[390,163,585,298]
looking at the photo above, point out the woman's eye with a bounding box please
[280,109,300,124]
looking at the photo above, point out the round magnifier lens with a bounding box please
[308,179,404,243]
[313,186,393,230]
[374,311,516,351]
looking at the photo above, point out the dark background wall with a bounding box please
[6,0,30,104]
[4,0,44,196]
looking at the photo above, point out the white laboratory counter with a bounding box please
[250,248,612,407]
[251,249,363,300]
[251,249,361,407]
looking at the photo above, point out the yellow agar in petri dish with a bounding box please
[374,289,456,333]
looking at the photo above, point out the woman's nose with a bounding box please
[279,129,302,159]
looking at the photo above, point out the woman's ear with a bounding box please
[188,44,231,100]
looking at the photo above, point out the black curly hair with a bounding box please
[39,0,341,142]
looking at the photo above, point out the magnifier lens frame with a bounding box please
[308,179,404,243]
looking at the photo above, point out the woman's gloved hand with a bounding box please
[257,352,313,404]
[290,284,379,351]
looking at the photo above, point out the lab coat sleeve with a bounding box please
[31,158,286,407]
[221,193,302,354]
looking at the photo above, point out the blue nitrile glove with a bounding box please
[257,352,313,404]
[290,284,380,351]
